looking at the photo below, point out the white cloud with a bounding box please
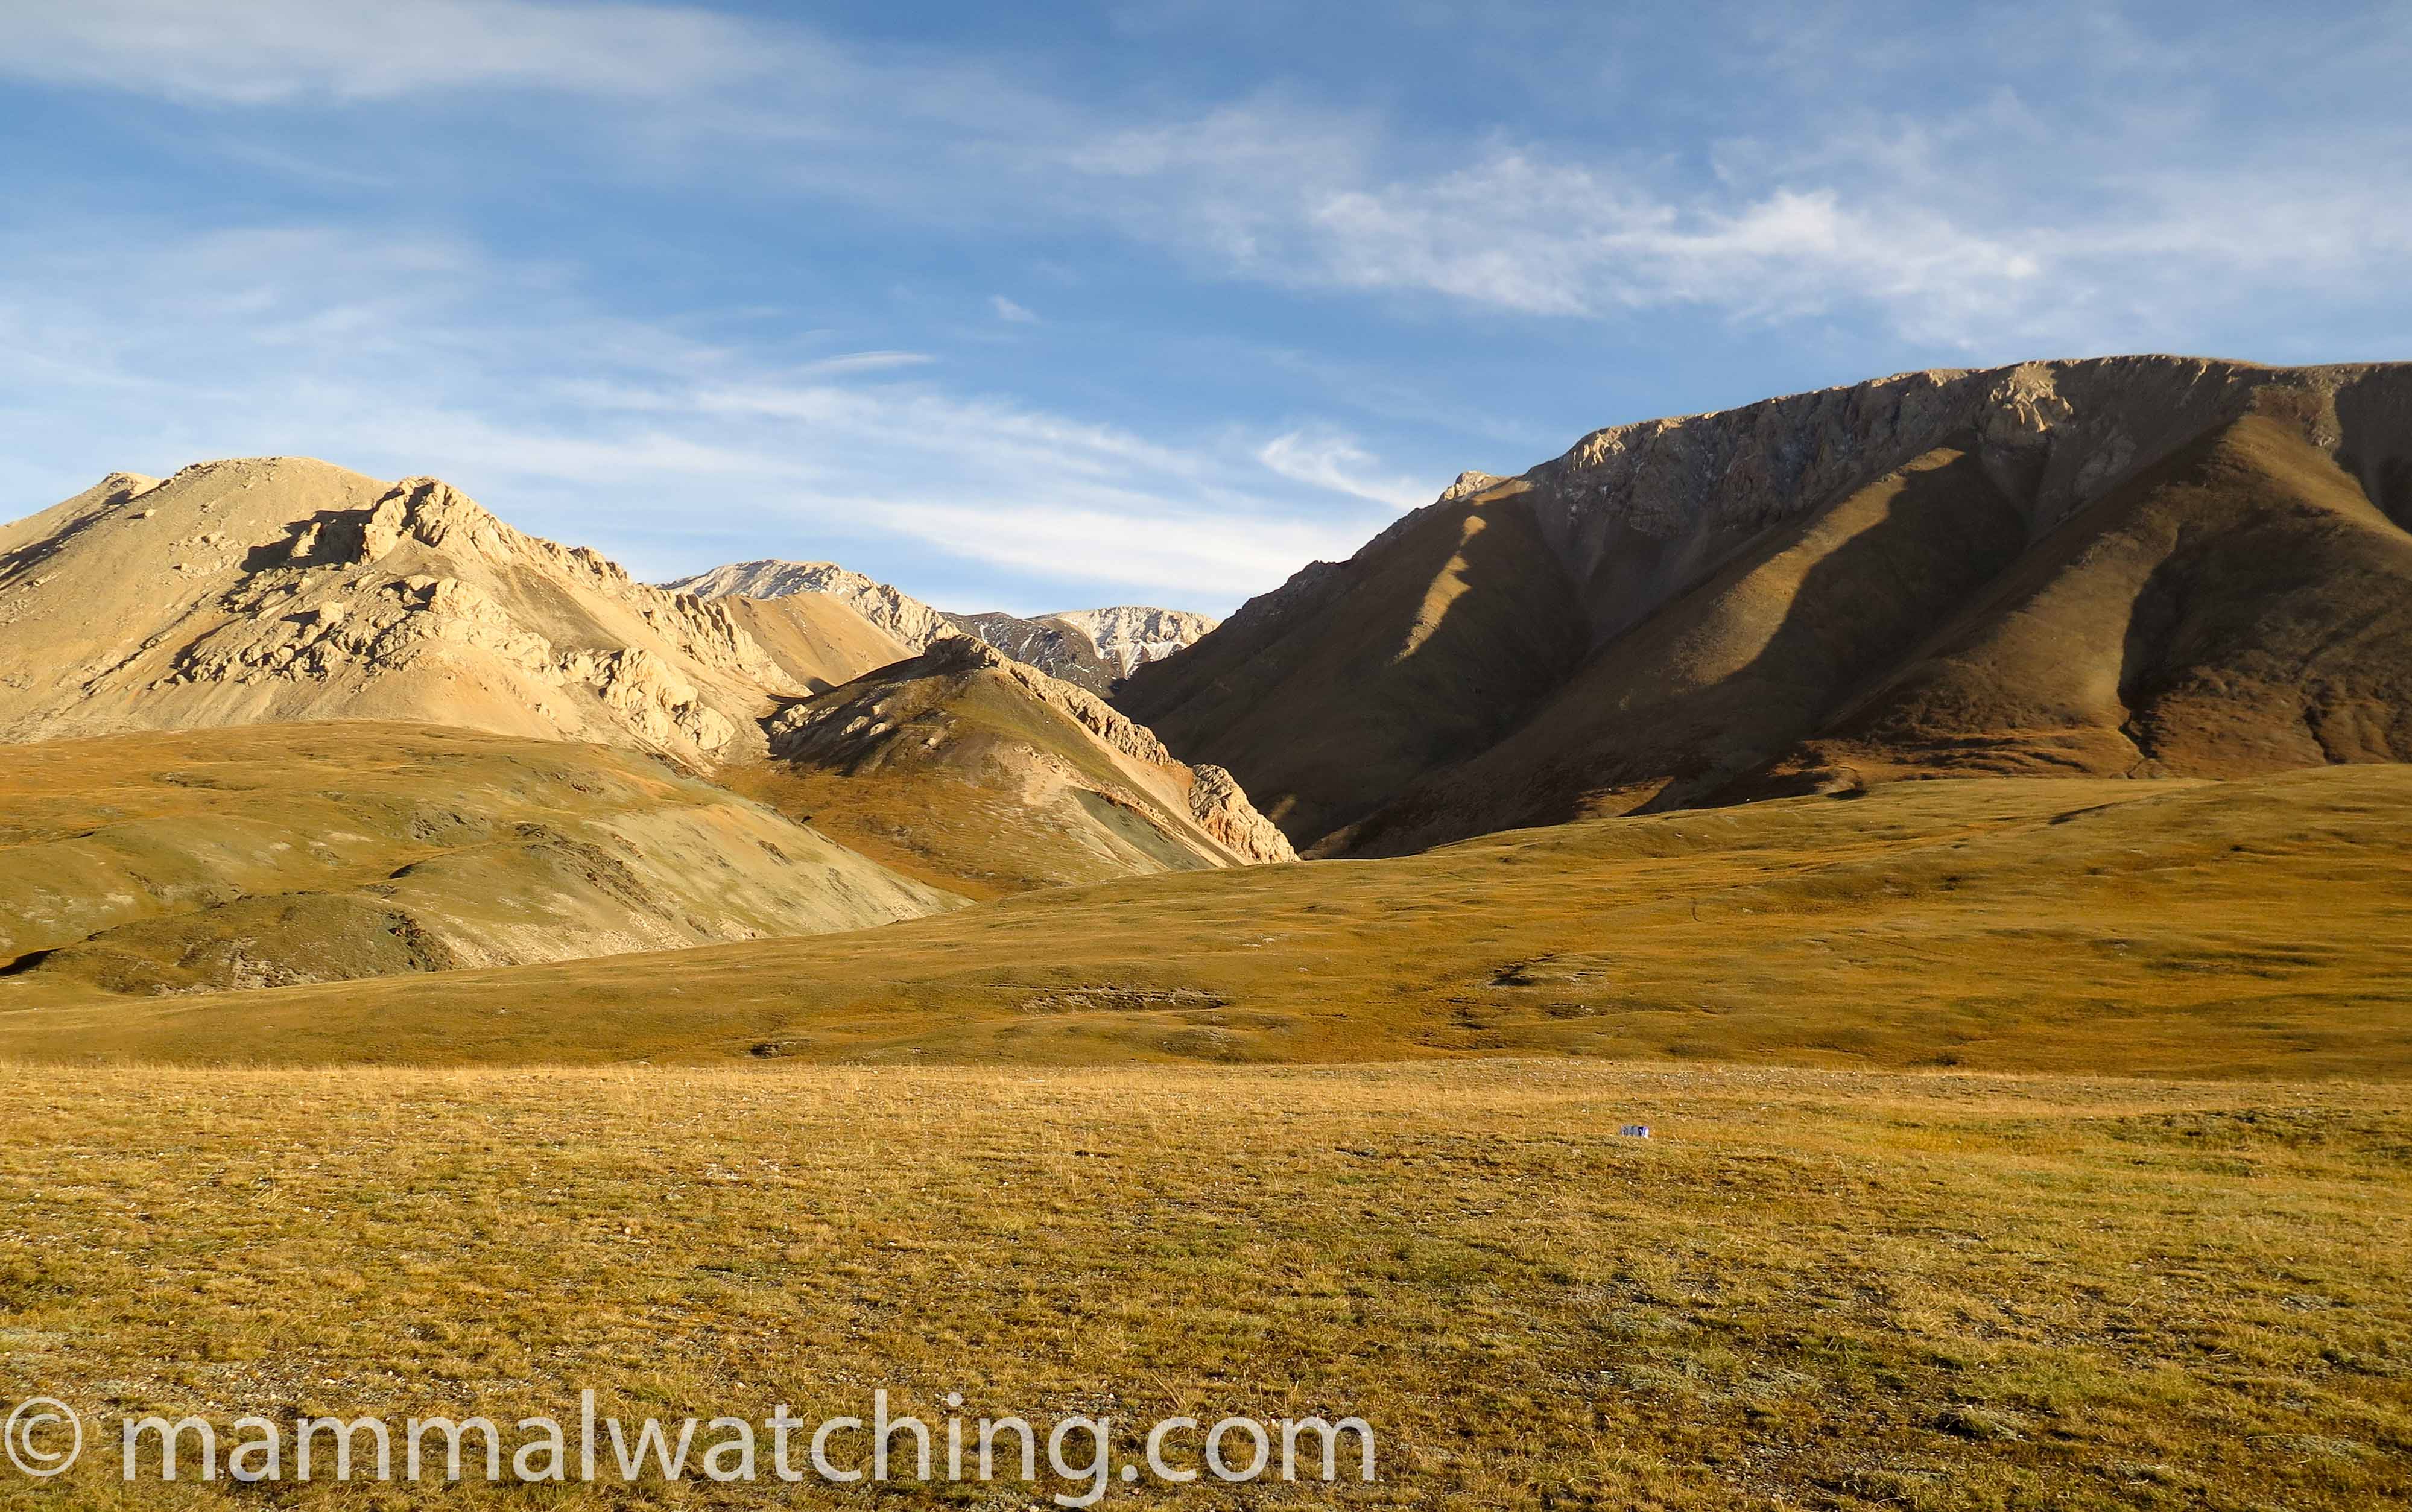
[989,296,1040,324]
[0,0,776,103]
[1257,429,1435,511]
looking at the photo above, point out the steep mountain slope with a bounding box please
[940,609,1116,690]
[1122,358,2412,852]
[727,634,1293,898]
[665,558,1217,692]
[1337,443,2028,852]
[1117,482,1589,844]
[0,723,954,999]
[0,459,799,762]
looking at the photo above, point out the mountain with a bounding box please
[663,558,1217,692]
[1116,357,2412,853]
[711,593,914,694]
[939,609,1117,690]
[1049,606,1220,677]
[0,458,813,764]
[663,558,952,650]
[0,722,953,1000]
[727,634,1293,898]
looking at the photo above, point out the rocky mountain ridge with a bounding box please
[1119,356,2412,851]
[662,558,1217,692]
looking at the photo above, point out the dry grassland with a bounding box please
[0,1060,2405,1509]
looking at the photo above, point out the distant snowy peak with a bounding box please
[1049,606,1220,677]
[661,560,1219,692]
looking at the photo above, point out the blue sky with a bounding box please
[3,1,2408,615]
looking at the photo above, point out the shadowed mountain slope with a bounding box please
[1748,413,2412,795]
[1337,443,2029,853]
[1121,358,2412,852]
[1116,486,1589,844]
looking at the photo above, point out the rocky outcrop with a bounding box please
[1186,763,1298,866]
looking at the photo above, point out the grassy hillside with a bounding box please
[0,723,953,997]
[7,765,2407,1074]
[0,1060,2402,1508]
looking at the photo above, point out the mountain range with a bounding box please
[660,558,1215,693]
[3,353,2410,1069]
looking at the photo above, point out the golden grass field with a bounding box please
[7,764,2408,1077]
[0,1059,2404,1508]
[5,738,2409,1507]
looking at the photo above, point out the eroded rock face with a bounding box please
[1186,763,1298,866]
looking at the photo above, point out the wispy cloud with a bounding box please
[1257,429,1435,511]
[989,296,1040,324]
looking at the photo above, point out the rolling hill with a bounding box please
[0,722,953,998]
[5,764,2405,1076]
